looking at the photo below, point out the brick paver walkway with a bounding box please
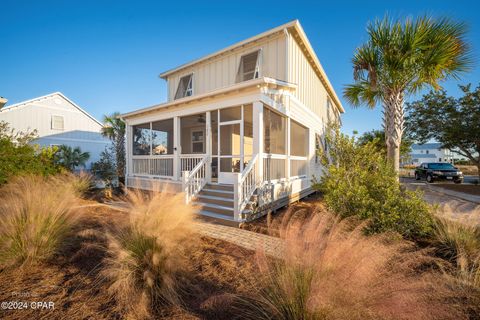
[102,201,285,258]
[196,222,284,258]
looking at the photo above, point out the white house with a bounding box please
[121,20,344,224]
[408,143,454,165]
[0,92,110,168]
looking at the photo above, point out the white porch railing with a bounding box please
[132,155,174,177]
[234,154,260,220]
[180,154,205,171]
[263,154,287,181]
[182,155,209,204]
[290,156,308,178]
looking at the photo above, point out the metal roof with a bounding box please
[411,143,442,150]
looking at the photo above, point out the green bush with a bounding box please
[314,125,433,239]
[0,121,61,185]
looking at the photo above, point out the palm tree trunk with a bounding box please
[383,92,405,175]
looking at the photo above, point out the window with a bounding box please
[236,50,260,82]
[191,130,204,153]
[174,74,193,99]
[439,158,442,162]
[51,115,64,130]
[264,108,286,154]
[426,150,429,154]
[290,120,308,157]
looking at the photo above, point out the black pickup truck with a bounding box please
[414,162,463,183]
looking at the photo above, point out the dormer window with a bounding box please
[236,50,260,83]
[174,74,193,99]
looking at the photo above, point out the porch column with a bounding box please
[125,124,132,184]
[173,116,180,181]
[253,101,263,182]
[205,111,212,183]
[286,118,291,179]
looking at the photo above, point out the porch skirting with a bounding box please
[126,176,182,193]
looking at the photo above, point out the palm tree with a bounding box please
[55,145,90,171]
[344,16,472,173]
[101,112,126,182]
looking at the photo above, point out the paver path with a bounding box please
[102,201,285,258]
[196,222,284,258]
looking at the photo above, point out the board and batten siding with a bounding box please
[287,33,331,124]
[0,93,110,167]
[166,33,287,101]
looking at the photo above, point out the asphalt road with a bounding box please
[402,177,480,224]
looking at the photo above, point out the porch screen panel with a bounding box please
[243,104,253,165]
[263,108,286,154]
[133,123,151,155]
[152,119,174,155]
[180,113,206,154]
[220,106,241,122]
[290,120,308,157]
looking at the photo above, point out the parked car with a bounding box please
[414,162,463,183]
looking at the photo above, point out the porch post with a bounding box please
[173,116,180,181]
[125,124,132,186]
[205,111,212,183]
[252,101,264,183]
[286,118,291,179]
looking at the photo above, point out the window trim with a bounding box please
[51,114,65,130]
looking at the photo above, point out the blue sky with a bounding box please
[1,0,479,135]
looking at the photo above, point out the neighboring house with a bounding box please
[121,20,344,224]
[0,92,110,169]
[408,143,454,165]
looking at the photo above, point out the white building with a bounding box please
[121,20,344,224]
[0,92,110,169]
[409,143,454,165]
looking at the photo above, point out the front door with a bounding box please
[218,122,242,184]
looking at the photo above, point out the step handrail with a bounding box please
[235,154,260,219]
[182,154,208,204]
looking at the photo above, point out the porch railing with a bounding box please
[182,155,209,204]
[132,155,174,178]
[180,154,205,171]
[234,154,260,220]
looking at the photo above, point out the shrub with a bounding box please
[239,212,464,320]
[0,121,61,185]
[101,190,198,319]
[0,175,80,267]
[91,145,117,188]
[315,125,433,239]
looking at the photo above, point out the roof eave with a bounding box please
[120,77,296,119]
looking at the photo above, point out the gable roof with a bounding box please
[0,92,103,126]
[159,20,344,113]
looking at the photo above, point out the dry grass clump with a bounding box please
[0,175,81,268]
[433,206,480,289]
[101,189,199,319]
[240,212,464,320]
